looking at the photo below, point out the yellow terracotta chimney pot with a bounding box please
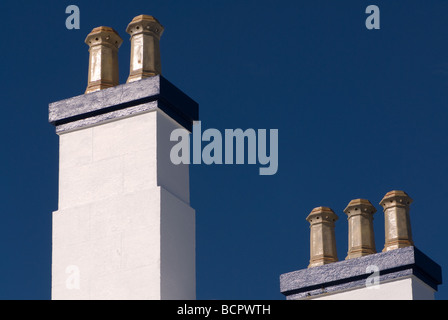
[344,199,377,260]
[85,26,123,94]
[306,207,339,268]
[126,15,164,83]
[380,190,414,252]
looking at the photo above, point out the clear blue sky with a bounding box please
[0,0,447,299]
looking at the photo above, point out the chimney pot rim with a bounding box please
[126,14,164,35]
[306,206,338,222]
[344,198,376,214]
[85,26,123,47]
[379,190,413,206]
[87,26,120,36]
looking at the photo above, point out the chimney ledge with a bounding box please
[49,75,198,133]
[280,246,442,299]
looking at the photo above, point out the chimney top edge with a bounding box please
[306,207,338,222]
[344,199,376,214]
[85,26,123,46]
[380,190,413,206]
[126,14,164,34]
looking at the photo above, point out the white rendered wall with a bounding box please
[311,275,435,300]
[52,109,195,300]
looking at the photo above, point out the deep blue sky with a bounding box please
[1,0,447,300]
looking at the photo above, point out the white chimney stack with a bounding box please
[49,15,199,300]
[280,191,442,300]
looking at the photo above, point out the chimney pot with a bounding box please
[84,26,123,94]
[306,207,339,268]
[126,15,164,83]
[380,190,414,252]
[84,27,123,94]
[344,199,376,259]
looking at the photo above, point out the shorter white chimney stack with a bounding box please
[280,191,442,300]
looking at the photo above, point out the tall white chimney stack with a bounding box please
[49,15,199,300]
